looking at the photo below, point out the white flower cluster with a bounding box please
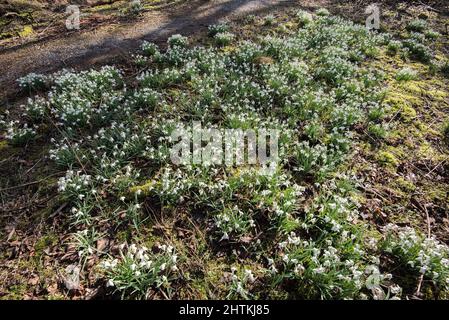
[272,230,397,299]
[315,47,356,84]
[102,243,179,298]
[49,140,84,168]
[70,199,94,226]
[395,67,418,81]
[17,72,48,90]
[294,140,346,180]
[296,10,314,25]
[383,224,449,289]
[5,120,37,146]
[58,170,95,201]
[90,122,148,163]
[140,165,204,203]
[137,68,184,88]
[227,267,256,299]
[111,165,141,195]
[141,41,160,57]
[264,178,404,300]
[48,66,124,128]
[215,206,256,241]
[130,88,162,110]
[208,23,229,37]
[74,228,102,259]
[132,54,149,67]
[214,32,235,46]
[316,8,330,17]
[167,34,188,48]
[23,96,48,122]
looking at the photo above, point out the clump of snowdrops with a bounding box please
[5,10,448,300]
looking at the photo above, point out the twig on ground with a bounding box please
[0,172,62,192]
[425,158,447,178]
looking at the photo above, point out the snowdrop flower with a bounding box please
[244,269,255,283]
[313,267,325,274]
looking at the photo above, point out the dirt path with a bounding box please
[0,0,327,102]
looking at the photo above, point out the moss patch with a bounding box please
[377,150,400,168]
[18,25,34,38]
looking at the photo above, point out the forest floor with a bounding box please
[0,0,448,300]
